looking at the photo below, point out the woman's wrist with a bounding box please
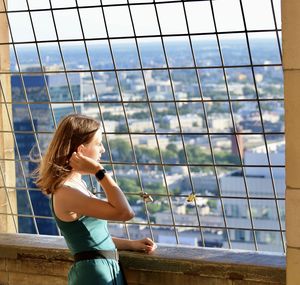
[122,239,134,251]
[94,164,103,174]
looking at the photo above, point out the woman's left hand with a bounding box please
[130,238,157,253]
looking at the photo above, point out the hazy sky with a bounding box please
[7,0,281,42]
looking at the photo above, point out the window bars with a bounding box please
[0,0,284,253]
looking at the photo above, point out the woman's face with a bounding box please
[80,129,105,161]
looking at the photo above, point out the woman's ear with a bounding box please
[77,144,85,154]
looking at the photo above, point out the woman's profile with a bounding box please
[36,113,156,285]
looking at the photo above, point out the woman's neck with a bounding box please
[68,172,82,181]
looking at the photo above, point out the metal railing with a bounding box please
[0,0,284,253]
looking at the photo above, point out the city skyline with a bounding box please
[8,35,285,252]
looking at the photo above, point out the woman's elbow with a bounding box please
[121,209,135,221]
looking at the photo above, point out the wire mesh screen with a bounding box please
[0,0,284,253]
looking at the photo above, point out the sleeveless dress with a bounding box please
[50,180,126,285]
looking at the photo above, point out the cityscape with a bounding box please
[10,37,285,252]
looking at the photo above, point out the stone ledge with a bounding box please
[0,233,286,284]
[121,248,285,283]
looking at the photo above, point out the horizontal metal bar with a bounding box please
[10,187,286,200]
[0,212,285,232]
[1,0,214,15]
[1,98,284,105]
[0,128,285,135]
[0,157,286,168]
[0,29,282,46]
[107,220,285,232]
[2,65,283,75]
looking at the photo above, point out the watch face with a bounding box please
[96,169,106,181]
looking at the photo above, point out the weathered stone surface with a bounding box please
[233,281,282,285]
[0,259,5,271]
[285,70,300,188]
[286,247,300,285]
[125,269,233,285]
[282,0,300,70]
[0,233,286,285]
[120,245,285,284]
[8,272,66,285]
[0,233,68,251]
[286,188,300,248]
[0,270,8,285]
[6,258,70,277]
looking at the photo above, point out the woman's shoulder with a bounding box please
[53,184,73,199]
[53,184,86,211]
[54,182,94,203]
[52,185,83,222]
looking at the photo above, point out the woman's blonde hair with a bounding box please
[36,113,100,194]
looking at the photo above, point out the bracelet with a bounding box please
[95,168,107,181]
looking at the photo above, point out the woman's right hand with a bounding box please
[69,152,102,175]
[129,238,157,253]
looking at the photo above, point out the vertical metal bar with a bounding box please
[269,0,282,61]
[74,0,131,239]
[209,0,257,250]
[181,0,232,248]
[25,0,57,134]
[269,7,284,241]
[237,0,285,253]
[0,162,18,232]
[152,1,205,245]
[2,0,40,234]
[48,0,77,113]
[24,0,61,235]
[0,81,18,232]
[73,1,105,192]
[99,0,155,240]
[0,78,40,233]
[126,0,180,243]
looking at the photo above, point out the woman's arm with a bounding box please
[112,237,157,253]
[97,168,134,220]
[63,152,134,221]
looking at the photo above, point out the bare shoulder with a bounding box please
[52,186,82,221]
[54,184,99,211]
[53,183,132,221]
[54,185,86,204]
[53,185,73,199]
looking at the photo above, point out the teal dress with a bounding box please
[50,181,126,285]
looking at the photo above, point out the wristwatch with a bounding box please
[95,168,107,181]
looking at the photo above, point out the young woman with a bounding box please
[36,113,156,285]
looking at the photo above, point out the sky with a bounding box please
[6,0,281,43]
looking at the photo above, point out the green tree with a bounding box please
[178,146,212,164]
[110,138,132,162]
[115,123,128,133]
[135,147,159,163]
[131,112,149,120]
[103,112,123,121]
[166,143,178,152]
[147,182,166,194]
[207,199,217,210]
[214,151,240,165]
[147,203,162,214]
[118,178,141,204]
[242,86,255,96]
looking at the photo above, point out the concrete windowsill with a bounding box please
[0,233,286,284]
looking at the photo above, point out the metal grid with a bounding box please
[0,0,284,253]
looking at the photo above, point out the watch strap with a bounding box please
[95,168,107,181]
